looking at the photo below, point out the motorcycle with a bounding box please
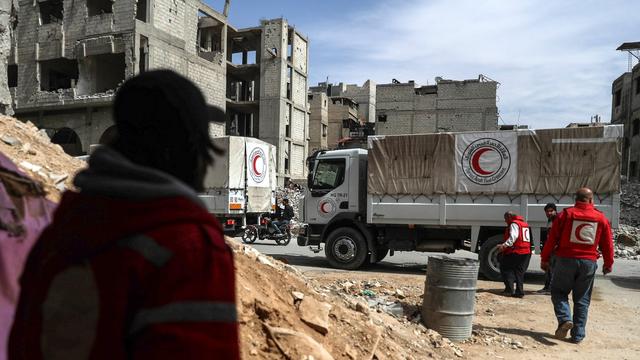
[241,213,292,246]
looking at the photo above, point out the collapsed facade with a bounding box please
[612,42,640,181]
[376,76,499,135]
[6,1,308,184]
[9,0,229,155]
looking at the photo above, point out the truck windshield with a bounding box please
[312,159,345,190]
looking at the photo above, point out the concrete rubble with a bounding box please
[227,238,469,359]
[616,182,640,260]
[0,115,85,201]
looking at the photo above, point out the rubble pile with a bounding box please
[0,115,85,201]
[227,238,462,359]
[276,186,304,235]
[614,224,640,260]
[620,182,640,227]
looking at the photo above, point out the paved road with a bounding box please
[233,237,640,294]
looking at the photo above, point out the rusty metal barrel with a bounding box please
[421,256,479,341]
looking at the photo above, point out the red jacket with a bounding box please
[9,147,239,360]
[541,201,614,269]
[502,216,532,255]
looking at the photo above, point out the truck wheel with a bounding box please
[325,227,368,270]
[479,236,504,281]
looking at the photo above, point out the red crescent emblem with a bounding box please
[574,223,592,242]
[320,202,329,213]
[252,155,262,176]
[471,148,494,176]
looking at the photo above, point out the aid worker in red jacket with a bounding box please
[9,70,240,359]
[497,211,532,298]
[541,187,613,344]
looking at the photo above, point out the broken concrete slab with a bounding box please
[264,325,334,360]
[298,295,332,335]
[1,135,20,146]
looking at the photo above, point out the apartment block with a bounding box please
[611,44,640,180]
[226,18,310,183]
[376,76,498,135]
[309,80,376,123]
[9,0,229,155]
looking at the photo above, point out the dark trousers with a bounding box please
[500,253,531,296]
[551,257,597,341]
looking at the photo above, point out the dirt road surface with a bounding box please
[238,238,640,360]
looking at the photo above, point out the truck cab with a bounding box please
[298,148,373,268]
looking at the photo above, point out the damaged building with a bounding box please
[612,42,640,181]
[7,1,309,183]
[308,80,375,150]
[226,18,310,183]
[376,76,499,135]
[10,0,229,156]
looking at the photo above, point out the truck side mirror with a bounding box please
[307,173,313,188]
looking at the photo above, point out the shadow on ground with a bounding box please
[474,324,559,346]
[608,276,640,291]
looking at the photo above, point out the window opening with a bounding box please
[87,0,113,16]
[39,0,63,25]
[39,58,78,91]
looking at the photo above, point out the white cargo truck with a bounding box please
[297,125,623,279]
[199,136,276,234]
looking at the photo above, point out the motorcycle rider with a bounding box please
[272,198,294,236]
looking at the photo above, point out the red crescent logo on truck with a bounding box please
[318,198,337,217]
[470,147,496,176]
[248,147,267,183]
[461,138,511,185]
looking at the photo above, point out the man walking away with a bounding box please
[497,211,532,298]
[9,70,240,359]
[538,203,557,294]
[541,187,613,344]
[272,198,294,235]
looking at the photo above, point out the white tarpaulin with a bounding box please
[455,131,518,193]
[245,139,270,188]
[204,137,246,189]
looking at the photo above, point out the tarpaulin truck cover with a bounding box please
[367,125,623,196]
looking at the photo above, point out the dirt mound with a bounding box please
[228,238,465,359]
[0,115,85,201]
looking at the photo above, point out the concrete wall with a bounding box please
[309,92,328,151]
[258,18,309,183]
[612,72,635,178]
[0,1,16,114]
[612,65,640,180]
[376,79,498,135]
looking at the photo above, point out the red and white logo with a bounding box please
[248,147,266,183]
[318,198,337,217]
[461,138,511,185]
[570,220,597,245]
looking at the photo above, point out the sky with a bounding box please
[208,0,639,129]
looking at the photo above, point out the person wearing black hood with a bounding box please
[9,70,240,360]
